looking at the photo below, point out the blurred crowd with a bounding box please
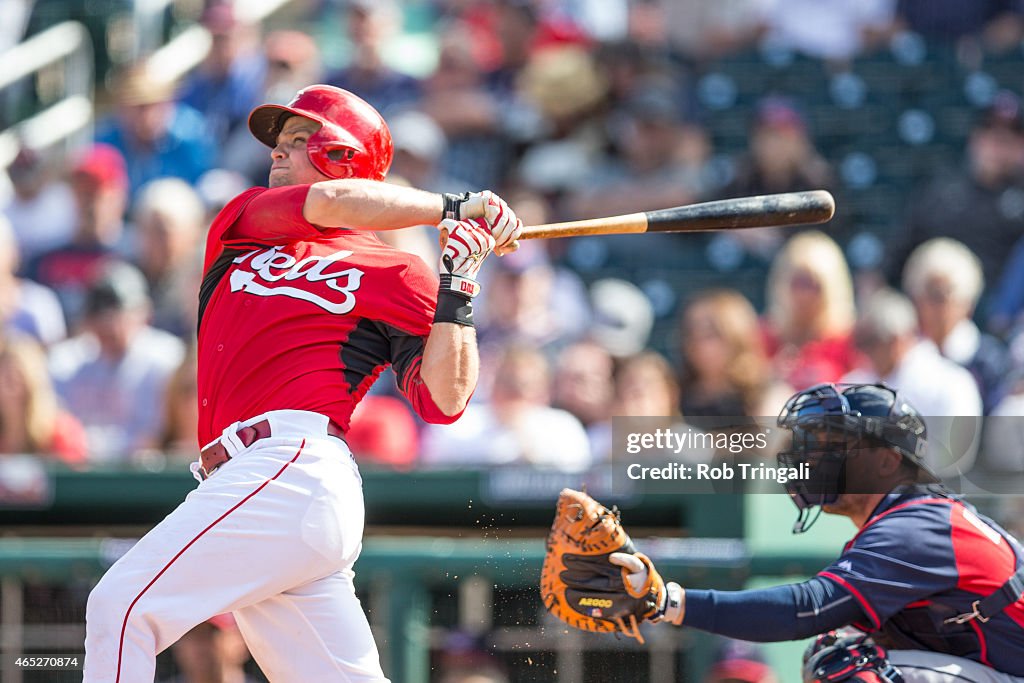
[8,3,1024,681]
[1,0,1024,485]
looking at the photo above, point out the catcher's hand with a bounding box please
[540,488,668,643]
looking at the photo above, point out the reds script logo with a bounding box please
[229,246,364,314]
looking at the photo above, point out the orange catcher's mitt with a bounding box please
[540,488,666,643]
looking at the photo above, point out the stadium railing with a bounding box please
[0,464,842,682]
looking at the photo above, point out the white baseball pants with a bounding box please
[83,410,389,682]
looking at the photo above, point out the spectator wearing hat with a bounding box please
[0,215,65,347]
[514,45,610,194]
[26,144,130,327]
[95,62,216,195]
[895,90,1024,286]
[178,3,265,147]
[161,613,260,683]
[725,96,834,201]
[902,238,1009,413]
[326,0,421,115]
[1,146,77,263]
[568,80,713,219]
[49,261,185,462]
[706,97,837,305]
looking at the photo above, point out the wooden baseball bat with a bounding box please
[520,190,835,240]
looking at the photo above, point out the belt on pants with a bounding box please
[198,418,346,480]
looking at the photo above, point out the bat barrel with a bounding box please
[519,190,835,240]
[645,190,835,233]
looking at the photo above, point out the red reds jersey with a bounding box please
[196,184,461,446]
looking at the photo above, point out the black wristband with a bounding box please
[434,289,475,326]
[443,192,471,220]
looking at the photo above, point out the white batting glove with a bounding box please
[438,217,494,299]
[609,552,685,626]
[443,190,523,256]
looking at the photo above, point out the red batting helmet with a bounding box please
[248,85,393,181]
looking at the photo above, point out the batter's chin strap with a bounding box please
[944,562,1024,625]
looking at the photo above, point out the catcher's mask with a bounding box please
[776,383,930,534]
[248,85,393,181]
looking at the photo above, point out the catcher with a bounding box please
[542,383,1024,682]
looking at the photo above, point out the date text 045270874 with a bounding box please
[9,654,83,670]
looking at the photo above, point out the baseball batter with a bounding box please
[590,384,1024,682]
[83,85,522,682]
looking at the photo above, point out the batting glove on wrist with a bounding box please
[443,190,523,256]
[609,552,685,626]
[438,217,494,299]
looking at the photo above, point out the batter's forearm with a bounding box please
[304,179,444,229]
[419,323,479,416]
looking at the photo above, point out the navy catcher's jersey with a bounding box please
[819,486,1024,675]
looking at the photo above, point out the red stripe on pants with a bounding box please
[115,440,306,683]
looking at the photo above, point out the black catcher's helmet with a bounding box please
[776,383,931,533]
